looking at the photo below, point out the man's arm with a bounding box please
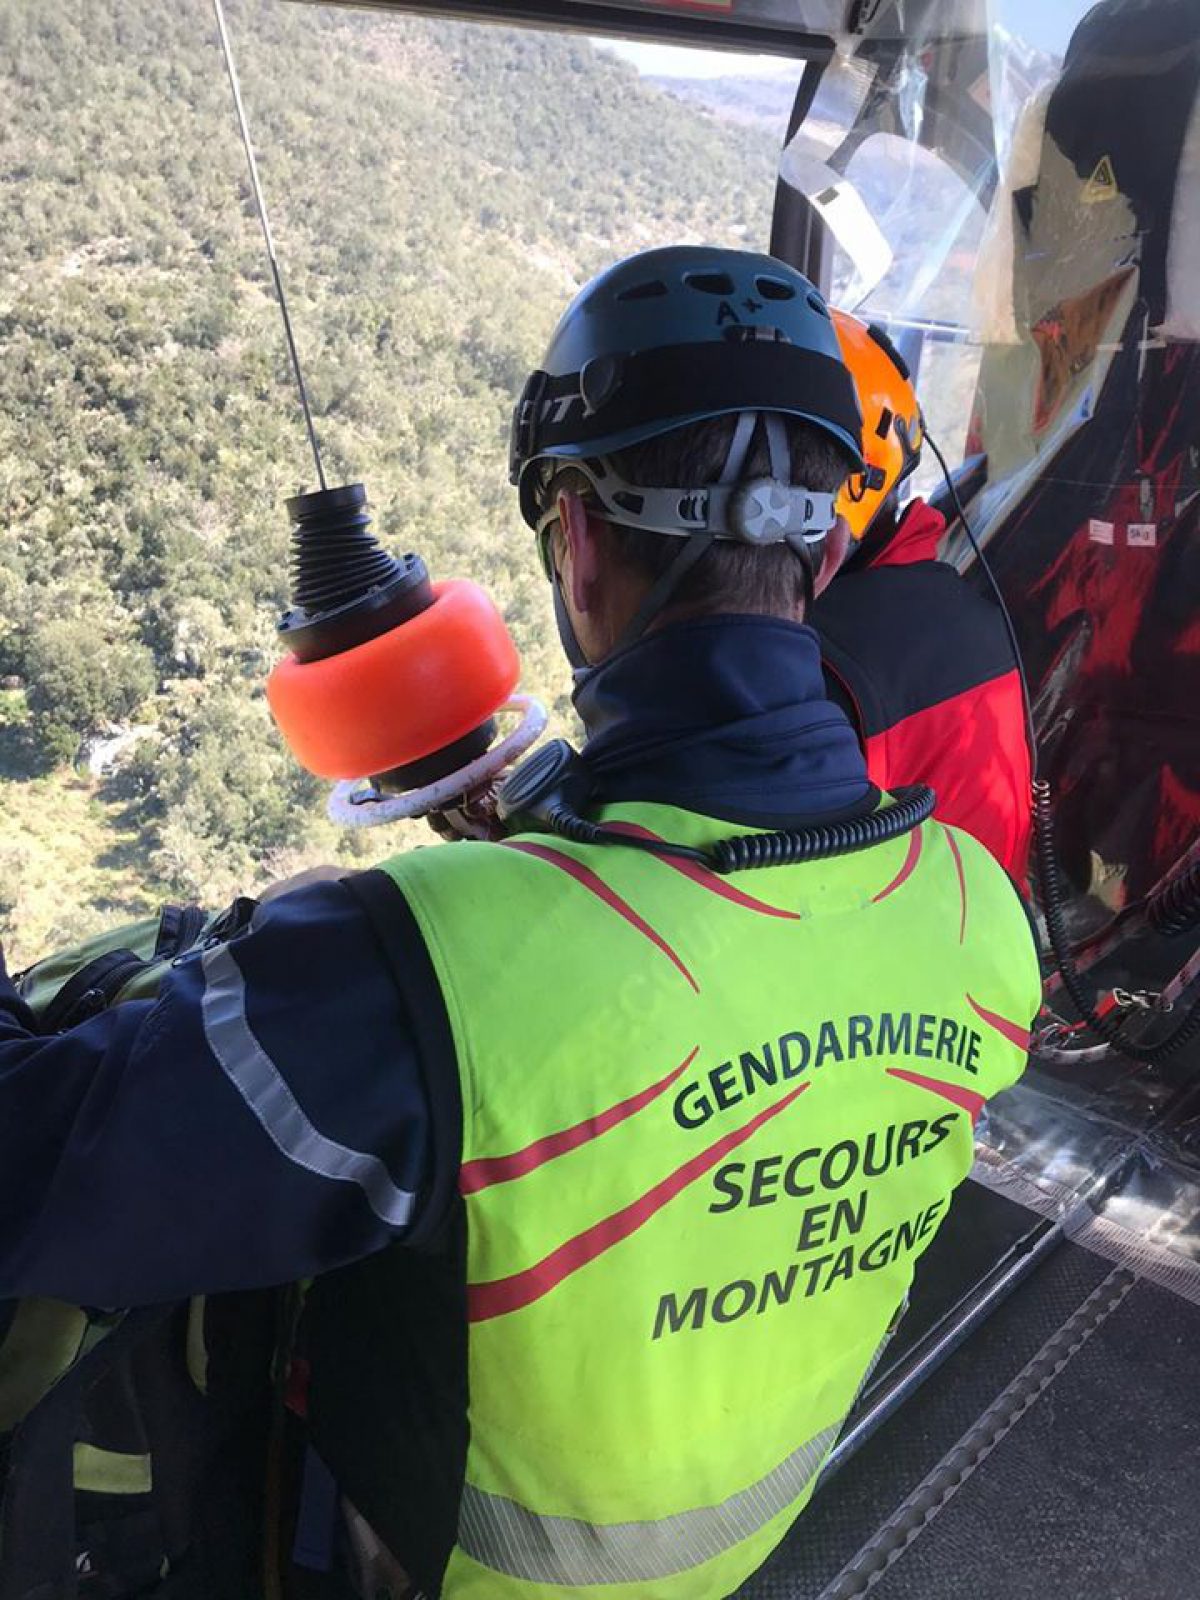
[0,874,455,1307]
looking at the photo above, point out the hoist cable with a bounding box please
[925,428,1037,779]
[211,0,326,491]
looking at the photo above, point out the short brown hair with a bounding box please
[535,414,851,617]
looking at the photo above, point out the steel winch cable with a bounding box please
[925,429,1037,781]
[211,0,326,491]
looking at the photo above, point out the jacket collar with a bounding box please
[574,614,872,829]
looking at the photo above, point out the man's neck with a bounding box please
[574,614,872,829]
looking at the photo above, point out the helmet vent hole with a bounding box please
[684,271,736,296]
[806,290,831,317]
[755,276,796,301]
[875,407,895,440]
[617,279,668,301]
[613,490,645,515]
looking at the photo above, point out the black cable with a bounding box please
[542,788,935,876]
[541,804,712,867]
[1035,780,1200,1061]
[1147,856,1200,937]
[924,429,1038,779]
[708,786,935,875]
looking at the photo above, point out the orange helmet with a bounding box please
[831,309,924,540]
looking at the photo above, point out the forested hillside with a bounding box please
[650,71,796,131]
[0,0,777,964]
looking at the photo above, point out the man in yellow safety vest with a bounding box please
[0,246,1040,1600]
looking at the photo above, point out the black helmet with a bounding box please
[511,245,865,549]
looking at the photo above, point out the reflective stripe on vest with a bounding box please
[459,1414,841,1586]
[72,1442,153,1496]
[384,801,1040,1598]
[457,1320,893,1587]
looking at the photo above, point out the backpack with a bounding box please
[1,902,284,1600]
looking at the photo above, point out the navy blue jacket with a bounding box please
[0,618,870,1307]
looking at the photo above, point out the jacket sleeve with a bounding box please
[0,873,457,1307]
[817,560,1033,888]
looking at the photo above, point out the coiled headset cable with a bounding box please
[496,739,933,876]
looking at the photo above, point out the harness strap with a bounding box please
[0,1307,173,1600]
[609,410,758,657]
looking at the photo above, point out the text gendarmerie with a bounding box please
[672,1012,981,1132]
[647,1014,980,1339]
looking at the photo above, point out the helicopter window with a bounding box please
[0,8,795,968]
[791,129,989,495]
[828,134,986,330]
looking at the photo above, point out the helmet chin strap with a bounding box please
[553,410,819,675]
[765,411,817,614]
[551,565,591,673]
[604,410,759,660]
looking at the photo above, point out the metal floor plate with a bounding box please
[859,1277,1200,1600]
[739,1245,1200,1599]
[736,1242,1115,1598]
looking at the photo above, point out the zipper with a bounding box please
[41,950,152,1034]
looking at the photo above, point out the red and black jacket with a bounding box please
[816,499,1033,887]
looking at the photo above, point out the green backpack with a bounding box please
[15,901,238,1027]
[1,901,281,1600]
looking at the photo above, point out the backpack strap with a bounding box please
[154,905,207,960]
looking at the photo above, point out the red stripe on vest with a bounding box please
[460,1047,700,1195]
[871,826,924,903]
[467,1083,810,1322]
[503,840,699,992]
[966,994,1031,1052]
[604,822,804,920]
[944,828,968,945]
[886,1066,986,1126]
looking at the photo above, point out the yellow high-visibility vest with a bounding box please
[382,799,1040,1598]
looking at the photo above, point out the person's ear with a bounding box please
[558,490,606,615]
[813,515,853,598]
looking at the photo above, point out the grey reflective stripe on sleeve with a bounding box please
[457,1414,842,1586]
[200,943,415,1228]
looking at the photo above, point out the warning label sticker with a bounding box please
[1088,520,1115,545]
[1083,155,1119,204]
[1127,523,1158,548]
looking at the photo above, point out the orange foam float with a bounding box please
[267,577,520,782]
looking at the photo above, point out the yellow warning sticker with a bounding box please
[1082,155,1118,204]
